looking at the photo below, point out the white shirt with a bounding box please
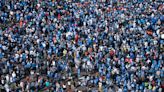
[6,75,10,83]
[4,84,9,92]
[118,88,123,92]
[12,72,16,78]
[161,34,164,39]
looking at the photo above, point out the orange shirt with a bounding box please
[20,20,23,28]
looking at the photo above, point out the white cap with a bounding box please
[10,11,14,15]
[68,81,71,85]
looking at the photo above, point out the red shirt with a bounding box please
[75,34,79,43]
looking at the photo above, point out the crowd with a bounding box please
[0,0,163,92]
